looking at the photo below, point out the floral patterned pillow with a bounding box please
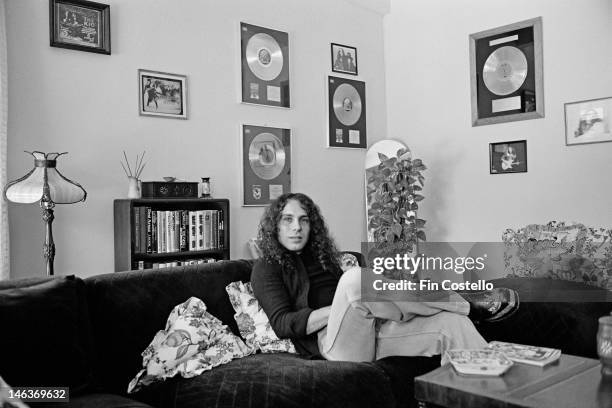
[339,252,359,271]
[502,221,612,289]
[225,281,296,354]
[127,297,253,394]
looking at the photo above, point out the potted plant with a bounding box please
[366,147,427,260]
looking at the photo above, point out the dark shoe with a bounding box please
[463,288,519,324]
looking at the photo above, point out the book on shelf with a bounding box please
[150,210,157,254]
[196,210,205,250]
[446,349,513,376]
[179,210,188,252]
[140,207,147,254]
[133,207,142,253]
[189,211,197,251]
[487,341,561,367]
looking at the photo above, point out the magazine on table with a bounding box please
[487,341,561,367]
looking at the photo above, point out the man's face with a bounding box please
[277,199,310,252]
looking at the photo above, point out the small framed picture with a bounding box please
[138,69,187,119]
[331,43,358,75]
[49,0,111,55]
[564,97,612,146]
[489,140,527,174]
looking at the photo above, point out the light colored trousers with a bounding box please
[317,267,487,365]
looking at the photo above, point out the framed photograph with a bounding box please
[138,69,187,119]
[49,0,110,54]
[469,17,544,126]
[240,22,290,108]
[328,76,366,149]
[241,125,291,206]
[331,43,358,75]
[564,97,612,146]
[489,140,527,174]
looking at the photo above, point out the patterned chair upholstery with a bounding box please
[502,221,612,289]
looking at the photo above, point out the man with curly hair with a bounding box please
[252,193,516,362]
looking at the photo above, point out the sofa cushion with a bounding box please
[476,277,612,359]
[225,280,296,353]
[136,353,396,408]
[128,297,252,393]
[0,275,95,394]
[85,260,253,395]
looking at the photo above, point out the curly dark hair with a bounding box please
[257,193,341,274]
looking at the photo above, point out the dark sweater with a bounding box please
[251,251,341,358]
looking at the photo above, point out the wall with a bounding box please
[384,0,612,243]
[5,0,387,279]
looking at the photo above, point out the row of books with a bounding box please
[446,341,561,376]
[133,258,218,270]
[133,207,224,254]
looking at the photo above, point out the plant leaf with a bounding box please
[417,230,427,241]
[392,223,402,237]
[378,152,389,162]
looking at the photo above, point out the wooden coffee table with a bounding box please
[415,354,612,408]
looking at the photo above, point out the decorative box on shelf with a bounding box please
[113,198,230,271]
[141,181,199,198]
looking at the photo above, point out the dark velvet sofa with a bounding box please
[1,259,611,408]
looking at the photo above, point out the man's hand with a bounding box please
[306,306,331,334]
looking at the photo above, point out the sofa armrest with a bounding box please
[476,278,612,358]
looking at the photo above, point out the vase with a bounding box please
[127,176,141,199]
[598,315,612,376]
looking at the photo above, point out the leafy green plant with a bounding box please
[366,147,427,254]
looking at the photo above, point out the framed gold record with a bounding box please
[241,125,291,206]
[328,76,366,148]
[240,22,290,108]
[469,17,544,126]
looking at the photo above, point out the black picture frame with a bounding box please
[49,0,111,55]
[240,22,290,108]
[241,125,291,206]
[469,17,543,126]
[138,69,188,120]
[489,140,528,174]
[327,76,366,149]
[331,43,358,76]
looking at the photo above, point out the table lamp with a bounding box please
[3,151,87,276]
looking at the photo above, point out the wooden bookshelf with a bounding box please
[113,198,230,271]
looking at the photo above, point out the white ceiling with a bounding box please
[345,0,391,15]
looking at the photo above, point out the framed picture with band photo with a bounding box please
[489,140,527,174]
[49,0,111,54]
[331,43,358,75]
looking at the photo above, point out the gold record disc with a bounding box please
[248,132,285,180]
[333,83,362,126]
[245,33,284,81]
[482,46,528,96]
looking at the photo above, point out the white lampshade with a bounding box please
[4,151,86,204]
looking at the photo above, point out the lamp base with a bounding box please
[41,201,55,276]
